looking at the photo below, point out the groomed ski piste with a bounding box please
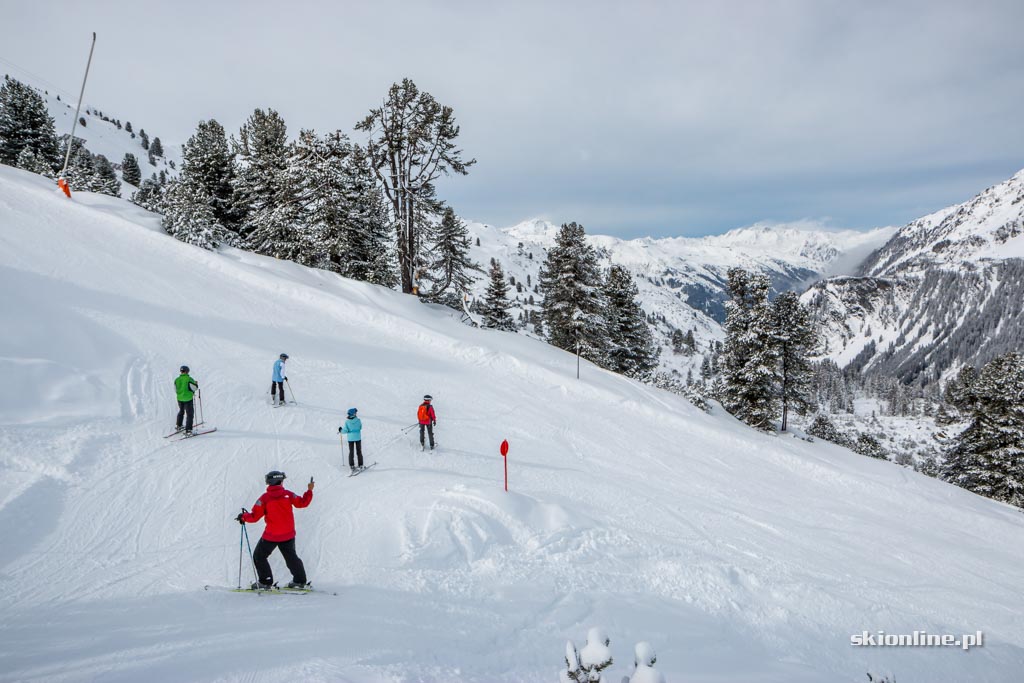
[1,164,1022,682]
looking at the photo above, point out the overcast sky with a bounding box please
[2,0,1023,238]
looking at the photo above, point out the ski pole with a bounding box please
[197,388,204,427]
[242,522,258,584]
[378,428,413,452]
[285,378,296,404]
[237,515,245,589]
[401,423,419,433]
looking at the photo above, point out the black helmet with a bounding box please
[180,365,190,373]
[280,353,289,360]
[265,470,286,486]
[423,394,432,402]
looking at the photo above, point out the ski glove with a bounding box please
[235,513,245,524]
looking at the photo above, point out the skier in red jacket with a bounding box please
[236,470,313,590]
[418,394,437,451]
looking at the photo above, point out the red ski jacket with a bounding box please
[242,485,312,542]
[418,403,436,425]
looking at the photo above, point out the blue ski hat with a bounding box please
[347,407,358,417]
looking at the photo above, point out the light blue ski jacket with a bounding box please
[340,416,362,442]
[273,358,286,382]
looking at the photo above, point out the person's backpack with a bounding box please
[418,403,431,423]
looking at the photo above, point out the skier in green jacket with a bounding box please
[174,365,199,435]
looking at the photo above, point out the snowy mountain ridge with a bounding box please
[805,168,1024,383]
[860,169,1024,277]
[464,216,894,379]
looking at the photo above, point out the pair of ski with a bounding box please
[204,584,336,596]
[348,462,378,477]
[271,401,297,409]
[163,424,217,439]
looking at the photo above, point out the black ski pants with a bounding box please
[272,381,285,403]
[419,423,435,449]
[348,440,363,467]
[253,537,306,585]
[176,399,194,431]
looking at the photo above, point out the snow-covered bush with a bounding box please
[627,641,666,683]
[853,432,887,459]
[560,640,583,683]
[560,628,614,682]
[806,414,849,446]
[651,372,712,413]
[580,627,613,681]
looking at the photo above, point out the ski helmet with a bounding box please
[180,365,190,373]
[280,353,289,360]
[265,470,286,486]
[347,408,358,417]
[423,394,432,402]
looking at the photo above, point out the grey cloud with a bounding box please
[2,0,1022,237]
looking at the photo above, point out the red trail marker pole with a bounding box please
[500,440,509,492]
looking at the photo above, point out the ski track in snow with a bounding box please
[1,166,1023,682]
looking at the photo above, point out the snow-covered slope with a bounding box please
[806,169,1024,383]
[2,165,1023,682]
[3,72,179,190]
[466,218,893,378]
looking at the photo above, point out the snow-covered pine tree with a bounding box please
[125,121,132,134]
[139,128,149,150]
[721,267,779,431]
[700,354,712,381]
[121,153,141,186]
[683,329,696,354]
[425,206,480,304]
[131,173,166,212]
[150,136,164,158]
[63,144,97,192]
[282,128,350,269]
[671,329,685,354]
[480,259,515,330]
[538,222,609,367]
[0,76,60,170]
[15,146,55,177]
[161,179,225,250]
[604,265,659,379]
[942,352,1024,508]
[356,78,475,294]
[93,154,120,197]
[770,291,817,431]
[233,108,290,250]
[181,119,241,236]
[340,143,397,286]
